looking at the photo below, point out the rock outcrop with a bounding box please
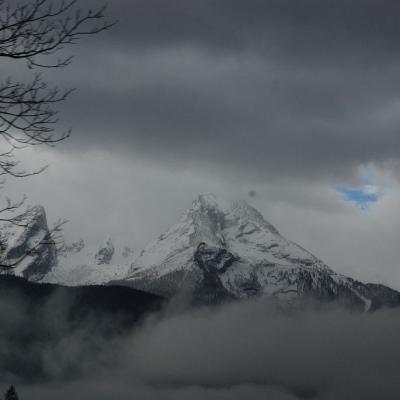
[0,206,56,281]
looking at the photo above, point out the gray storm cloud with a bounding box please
[0,0,395,183]
[25,0,400,183]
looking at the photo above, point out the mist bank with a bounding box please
[1,277,400,399]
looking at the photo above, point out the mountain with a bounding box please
[0,206,132,285]
[120,194,400,310]
[2,195,400,311]
[41,237,132,286]
[0,206,56,281]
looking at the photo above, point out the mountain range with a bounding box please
[1,194,399,310]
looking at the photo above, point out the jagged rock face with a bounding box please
[0,206,56,281]
[192,243,236,304]
[123,194,400,309]
[95,238,115,265]
[192,242,369,309]
[0,208,130,286]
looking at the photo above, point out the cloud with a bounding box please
[3,0,400,183]
[85,0,400,61]
[3,290,400,400]
[65,0,400,180]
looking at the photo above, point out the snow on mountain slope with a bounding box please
[41,238,132,286]
[1,195,399,311]
[122,194,400,310]
[0,205,131,286]
[0,205,56,281]
[129,193,329,273]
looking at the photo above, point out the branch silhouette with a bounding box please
[0,0,114,268]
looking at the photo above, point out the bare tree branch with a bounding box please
[0,217,67,269]
[0,0,115,68]
[0,0,114,177]
[0,0,114,268]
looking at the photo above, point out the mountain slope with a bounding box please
[42,237,132,286]
[2,195,399,311]
[0,207,132,286]
[0,206,56,281]
[121,194,400,310]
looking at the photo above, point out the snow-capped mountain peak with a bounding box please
[121,193,400,310]
[127,193,328,279]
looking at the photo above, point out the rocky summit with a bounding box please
[121,194,400,310]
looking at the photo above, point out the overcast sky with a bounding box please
[4,0,400,288]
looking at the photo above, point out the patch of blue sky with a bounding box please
[336,184,382,210]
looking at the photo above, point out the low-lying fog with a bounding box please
[1,289,400,400]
